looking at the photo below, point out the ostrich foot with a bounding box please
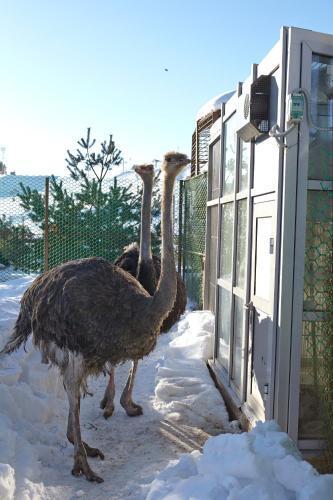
[120,360,141,416]
[83,441,104,459]
[120,397,143,417]
[72,449,104,483]
[67,434,104,459]
[100,396,115,419]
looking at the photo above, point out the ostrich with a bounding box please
[100,164,186,419]
[0,152,190,483]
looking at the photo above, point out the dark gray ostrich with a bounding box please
[0,152,190,483]
[100,164,186,419]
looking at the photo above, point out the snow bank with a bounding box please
[145,421,333,500]
[0,464,15,500]
[196,91,235,122]
[0,276,65,499]
[154,311,233,433]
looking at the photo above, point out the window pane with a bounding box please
[239,140,250,192]
[232,296,245,390]
[210,139,221,200]
[222,115,237,196]
[303,191,333,311]
[299,321,326,439]
[235,200,247,289]
[309,54,333,180]
[220,202,234,281]
[208,205,218,312]
[218,287,231,371]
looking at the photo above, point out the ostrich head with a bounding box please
[162,151,191,177]
[133,163,154,180]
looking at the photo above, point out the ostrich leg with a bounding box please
[120,360,143,416]
[67,398,105,459]
[64,362,104,483]
[100,367,116,419]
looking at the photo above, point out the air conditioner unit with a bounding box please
[237,75,271,142]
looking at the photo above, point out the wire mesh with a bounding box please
[179,173,208,308]
[0,172,161,281]
[0,175,45,280]
[300,186,333,471]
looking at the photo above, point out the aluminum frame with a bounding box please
[204,26,333,451]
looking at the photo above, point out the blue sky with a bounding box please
[1,0,333,175]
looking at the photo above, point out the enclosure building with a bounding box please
[203,26,333,460]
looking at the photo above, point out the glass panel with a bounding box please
[218,287,231,371]
[238,140,250,192]
[235,200,247,289]
[308,54,333,180]
[298,55,333,443]
[299,321,327,439]
[210,139,221,200]
[254,216,272,300]
[303,191,333,311]
[222,115,237,196]
[220,202,234,281]
[210,204,218,238]
[208,205,218,313]
[232,296,245,390]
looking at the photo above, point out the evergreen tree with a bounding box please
[0,161,7,175]
[12,128,161,271]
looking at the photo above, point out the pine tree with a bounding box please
[14,129,161,271]
[0,161,7,175]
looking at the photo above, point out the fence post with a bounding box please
[44,177,49,272]
[178,180,184,274]
[182,181,187,282]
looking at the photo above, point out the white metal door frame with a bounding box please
[273,26,333,441]
[288,35,333,444]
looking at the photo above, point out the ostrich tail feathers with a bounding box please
[0,309,32,356]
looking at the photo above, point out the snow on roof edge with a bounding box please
[196,90,235,122]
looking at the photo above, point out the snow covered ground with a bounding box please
[1,276,333,499]
[153,311,235,435]
[0,276,229,499]
[144,421,333,499]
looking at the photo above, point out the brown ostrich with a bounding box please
[100,164,186,419]
[0,152,190,483]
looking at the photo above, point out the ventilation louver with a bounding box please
[238,75,271,142]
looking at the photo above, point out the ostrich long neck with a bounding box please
[137,174,156,295]
[150,171,177,320]
[139,176,153,262]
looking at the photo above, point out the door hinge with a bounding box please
[244,300,254,311]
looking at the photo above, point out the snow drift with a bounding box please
[153,311,232,433]
[0,276,65,499]
[144,421,333,499]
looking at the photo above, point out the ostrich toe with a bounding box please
[83,441,104,459]
[120,397,143,417]
[72,449,104,483]
[102,404,115,419]
[100,396,115,419]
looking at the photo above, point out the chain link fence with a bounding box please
[1,169,208,310]
[300,184,333,472]
[177,173,207,308]
[0,172,161,281]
